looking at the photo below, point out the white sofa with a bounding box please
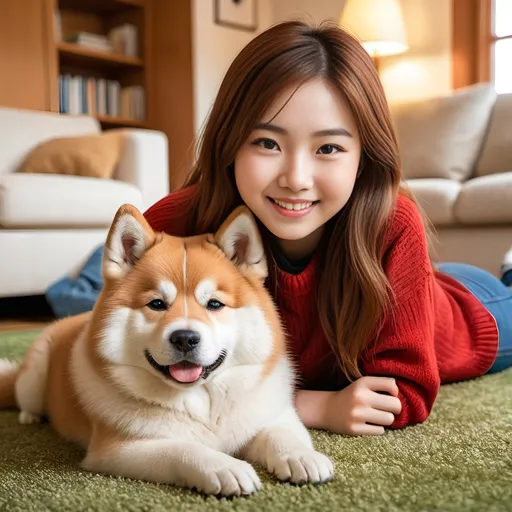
[392,84,512,275]
[0,108,169,298]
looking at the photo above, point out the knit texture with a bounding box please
[144,190,499,429]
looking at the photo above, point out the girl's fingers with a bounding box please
[360,376,399,396]
[352,423,386,436]
[359,407,396,426]
[370,393,402,415]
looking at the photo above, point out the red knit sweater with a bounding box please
[144,187,498,428]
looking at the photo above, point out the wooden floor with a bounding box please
[0,295,54,333]
[0,319,52,333]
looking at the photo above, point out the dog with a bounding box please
[0,204,333,496]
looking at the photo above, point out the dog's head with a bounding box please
[89,204,283,400]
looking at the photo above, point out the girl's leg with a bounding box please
[436,263,512,375]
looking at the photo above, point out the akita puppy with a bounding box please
[0,205,333,496]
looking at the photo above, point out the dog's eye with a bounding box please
[147,299,167,311]
[206,299,224,311]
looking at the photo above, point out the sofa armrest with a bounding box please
[110,128,169,211]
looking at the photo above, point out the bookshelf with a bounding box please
[51,0,151,129]
[0,0,195,190]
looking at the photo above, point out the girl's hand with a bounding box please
[325,376,402,436]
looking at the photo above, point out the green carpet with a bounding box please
[1,331,511,512]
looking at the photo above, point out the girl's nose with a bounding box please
[278,155,314,192]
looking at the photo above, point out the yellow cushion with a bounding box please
[19,132,122,179]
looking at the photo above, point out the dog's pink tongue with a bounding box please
[169,362,203,383]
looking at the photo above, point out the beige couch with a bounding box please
[0,108,169,298]
[391,83,512,275]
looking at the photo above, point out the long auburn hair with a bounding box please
[184,20,402,380]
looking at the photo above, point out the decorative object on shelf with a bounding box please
[108,24,138,58]
[64,32,113,53]
[339,0,408,71]
[214,0,257,32]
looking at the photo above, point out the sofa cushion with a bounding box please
[475,93,512,177]
[0,173,142,228]
[405,179,462,226]
[455,172,512,225]
[391,83,497,181]
[0,107,100,176]
[19,132,123,179]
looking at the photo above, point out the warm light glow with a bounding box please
[340,0,408,57]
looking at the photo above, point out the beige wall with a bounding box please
[381,0,452,103]
[191,0,273,133]
[273,0,345,24]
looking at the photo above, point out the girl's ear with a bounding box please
[103,204,157,280]
[214,206,268,280]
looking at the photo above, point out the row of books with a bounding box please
[59,75,145,120]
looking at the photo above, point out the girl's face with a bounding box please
[235,79,362,260]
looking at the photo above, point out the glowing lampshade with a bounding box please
[340,0,408,58]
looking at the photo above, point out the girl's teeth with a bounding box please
[274,199,313,211]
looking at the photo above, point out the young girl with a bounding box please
[144,20,512,436]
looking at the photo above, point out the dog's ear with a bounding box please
[214,206,267,280]
[103,204,157,280]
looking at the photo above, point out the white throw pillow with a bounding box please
[390,83,497,181]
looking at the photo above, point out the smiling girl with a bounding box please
[144,21,512,435]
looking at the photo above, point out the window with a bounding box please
[452,0,512,92]
[492,0,512,93]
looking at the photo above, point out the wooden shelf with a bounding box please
[96,114,146,128]
[59,0,145,12]
[57,42,144,69]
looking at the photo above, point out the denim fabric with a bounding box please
[436,263,512,375]
[45,244,104,318]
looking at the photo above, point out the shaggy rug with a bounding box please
[0,330,511,512]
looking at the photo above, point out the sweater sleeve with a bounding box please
[362,195,440,429]
[143,186,197,236]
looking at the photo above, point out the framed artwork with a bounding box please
[214,0,258,32]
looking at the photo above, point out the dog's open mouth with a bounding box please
[144,350,227,384]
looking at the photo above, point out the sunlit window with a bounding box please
[492,0,512,93]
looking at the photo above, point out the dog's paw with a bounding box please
[187,455,262,497]
[268,449,334,485]
[18,411,42,425]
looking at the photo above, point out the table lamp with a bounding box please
[340,0,408,70]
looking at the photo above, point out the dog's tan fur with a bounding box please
[0,205,333,496]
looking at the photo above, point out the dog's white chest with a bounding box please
[176,364,291,454]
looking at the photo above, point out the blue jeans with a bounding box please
[45,245,104,318]
[437,263,512,374]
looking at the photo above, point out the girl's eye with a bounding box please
[254,138,279,151]
[147,299,167,311]
[206,299,225,311]
[317,144,343,155]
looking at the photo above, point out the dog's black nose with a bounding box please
[169,329,201,353]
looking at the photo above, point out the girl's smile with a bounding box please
[268,197,318,218]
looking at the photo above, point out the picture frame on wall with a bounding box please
[214,0,258,32]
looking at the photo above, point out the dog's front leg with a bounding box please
[240,407,334,485]
[83,439,261,496]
